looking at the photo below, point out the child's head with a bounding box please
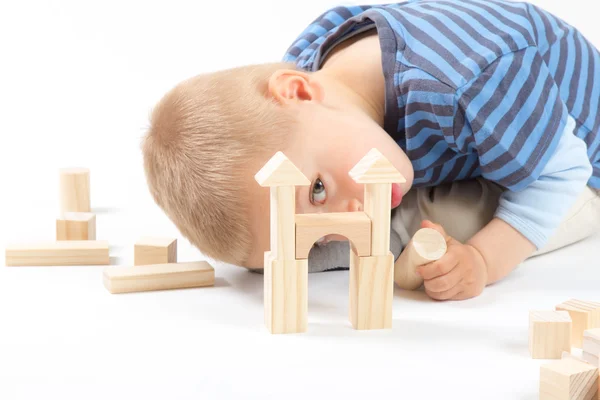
[142,63,414,269]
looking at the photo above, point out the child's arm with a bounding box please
[416,124,592,300]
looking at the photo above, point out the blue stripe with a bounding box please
[401,91,453,105]
[571,33,590,119]
[413,3,499,65]
[424,2,514,56]
[324,11,346,26]
[559,31,576,102]
[381,9,464,86]
[400,10,481,77]
[584,49,600,129]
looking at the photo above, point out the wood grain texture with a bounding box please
[394,228,447,290]
[349,250,394,330]
[103,261,214,294]
[584,329,600,367]
[540,358,599,400]
[295,212,371,259]
[264,254,307,334]
[270,186,296,260]
[6,241,109,266]
[254,151,310,187]
[59,168,90,213]
[529,311,573,359]
[56,212,96,240]
[557,300,600,348]
[134,237,177,266]
[348,148,406,184]
[363,183,391,256]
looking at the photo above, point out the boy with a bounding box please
[142,1,600,300]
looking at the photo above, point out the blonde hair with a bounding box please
[142,63,297,266]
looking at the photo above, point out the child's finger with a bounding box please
[416,252,457,280]
[423,264,462,293]
[426,283,463,301]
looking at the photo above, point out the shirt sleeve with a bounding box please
[456,46,569,192]
[495,116,592,248]
[456,46,593,248]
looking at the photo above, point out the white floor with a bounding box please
[1,0,599,399]
[1,227,599,400]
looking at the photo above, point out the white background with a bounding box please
[0,1,599,399]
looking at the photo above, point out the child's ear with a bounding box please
[268,70,324,104]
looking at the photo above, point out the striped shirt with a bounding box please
[282,0,600,248]
[283,0,600,190]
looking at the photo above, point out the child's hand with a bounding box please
[415,221,488,301]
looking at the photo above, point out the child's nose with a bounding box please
[346,198,363,212]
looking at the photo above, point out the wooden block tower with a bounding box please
[347,148,406,330]
[255,152,310,334]
[255,148,405,334]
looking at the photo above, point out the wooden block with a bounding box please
[56,212,96,240]
[584,329,600,367]
[582,352,600,367]
[103,261,214,294]
[295,212,371,259]
[562,351,587,364]
[254,151,310,187]
[134,237,177,266]
[60,168,90,213]
[363,183,392,256]
[263,251,307,334]
[6,241,109,266]
[349,250,394,330]
[254,152,309,261]
[584,330,600,356]
[348,148,406,256]
[540,358,599,400]
[529,311,572,359]
[394,228,447,290]
[557,300,600,348]
[269,186,296,260]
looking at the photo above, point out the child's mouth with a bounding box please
[391,183,403,209]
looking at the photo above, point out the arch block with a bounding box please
[295,212,371,259]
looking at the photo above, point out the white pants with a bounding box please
[391,178,600,256]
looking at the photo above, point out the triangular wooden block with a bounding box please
[255,151,310,187]
[348,148,406,184]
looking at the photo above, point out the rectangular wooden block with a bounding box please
[264,252,307,334]
[6,241,109,266]
[294,212,371,259]
[134,237,177,266]
[582,352,600,367]
[557,300,600,348]
[349,250,394,330]
[584,330,600,356]
[56,212,96,240]
[60,167,90,213]
[529,311,572,359]
[540,358,599,400]
[103,261,214,294]
[584,329,600,367]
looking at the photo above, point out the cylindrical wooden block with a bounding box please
[394,228,447,290]
[56,212,96,240]
[60,168,90,213]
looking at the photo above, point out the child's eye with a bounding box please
[311,177,327,204]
